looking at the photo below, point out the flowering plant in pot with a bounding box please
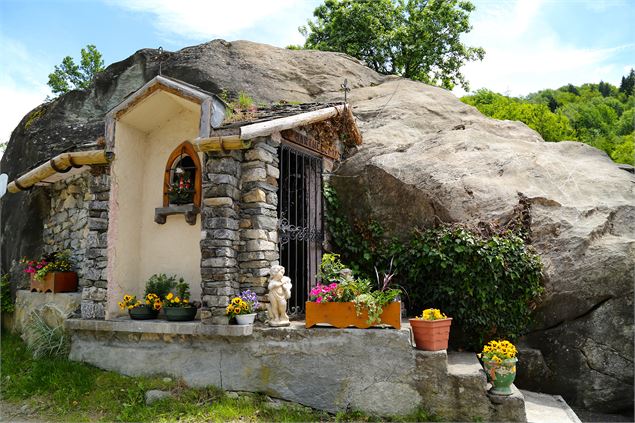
[226,289,260,325]
[167,170,194,205]
[305,254,401,329]
[479,340,518,395]
[163,280,197,321]
[409,308,452,351]
[119,293,162,320]
[20,251,77,293]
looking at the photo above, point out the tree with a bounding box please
[619,68,635,96]
[300,0,485,90]
[48,45,104,95]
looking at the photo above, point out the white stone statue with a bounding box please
[266,264,292,327]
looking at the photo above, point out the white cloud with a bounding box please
[454,0,635,97]
[106,0,305,43]
[0,36,50,146]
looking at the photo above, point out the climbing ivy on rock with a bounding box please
[324,184,543,350]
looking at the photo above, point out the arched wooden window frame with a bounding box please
[163,141,202,208]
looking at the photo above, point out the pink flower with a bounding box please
[329,283,337,289]
[316,297,322,303]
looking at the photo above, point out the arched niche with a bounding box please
[163,141,202,208]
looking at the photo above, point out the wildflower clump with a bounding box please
[480,340,518,363]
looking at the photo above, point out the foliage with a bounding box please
[20,251,74,281]
[415,308,448,321]
[162,279,193,308]
[300,0,485,90]
[619,68,635,96]
[480,340,518,363]
[4,332,374,422]
[324,185,543,349]
[1,273,14,313]
[22,311,69,358]
[47,44,105,95]
[461,73,635,165]
[226,289,260,318]
[145,273,178,299]
[118,293,162,311]
[309,253,400,325]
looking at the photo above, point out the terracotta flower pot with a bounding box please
[305,301,401,329]
[164,306,197,321]
[30,272,78,293]
[482,357,518,395]
[409,318,452,351]
[129,305,159,320]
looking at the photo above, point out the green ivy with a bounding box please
[324,185,543,350]
[1,273,15,313]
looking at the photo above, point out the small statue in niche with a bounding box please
[266,264,292,327]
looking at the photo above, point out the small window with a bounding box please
[163,141,201,207]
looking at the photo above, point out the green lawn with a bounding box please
[0,332,436,422]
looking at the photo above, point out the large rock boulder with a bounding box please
[333,80,634,413]
[1,39,632,413]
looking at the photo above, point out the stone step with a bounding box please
[522,390,582,423]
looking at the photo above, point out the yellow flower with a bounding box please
[183,298,189,303]
[231,297,241,305]
[233,307,241,314]
[146,300,150,305]
[174,297,181,303]
[118,302,124,309]
[153,302,161,310]
[128,305,133,309]
[123,295,132,302]
[166,293,174,300]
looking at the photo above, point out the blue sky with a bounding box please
[1,0,634,144]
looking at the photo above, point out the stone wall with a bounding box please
[200,150,243,323]
[238,137,280,300]
[80,169,110,319]
[42,172,90,278]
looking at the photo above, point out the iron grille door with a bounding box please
[278,144,323,316]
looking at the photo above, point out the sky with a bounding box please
[0,0,634,146]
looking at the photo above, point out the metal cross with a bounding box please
[340,78,351,104]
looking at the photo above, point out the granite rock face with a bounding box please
[1,40,633,412]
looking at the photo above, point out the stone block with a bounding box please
[266,164,280,179]
[246,239,276,251]
[80,301,105,319]
[243,189,266,203]
[207,173,239,186]
[238,251,266,261]
[239,219,252,229]
[206,157,240,175]
[204,184,240,200]
[251,216,278,230]
[88,218,108,231]
[201,257,238,268]
[245,148,274,163]
[203,197,234,207]
[204,217,239,230]
[242,229,268,240]
[89,200,109,211]
[208,229,239,241]
[242,168,267,183]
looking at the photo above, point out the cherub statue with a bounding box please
[267,264,292,327]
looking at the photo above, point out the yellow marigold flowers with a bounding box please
[480,340,518,361]
[417,308,448,321]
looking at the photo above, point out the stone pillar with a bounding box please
[238,137,280,304]
[200,150,242,324]
[80,170,110,319]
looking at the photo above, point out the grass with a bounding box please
[1,332,438,422]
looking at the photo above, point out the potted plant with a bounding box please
[305,254,401,329]
[479,340,518,395]
[167,170,194,205]
[119,293,162,320]
[163,279,197,321]
[145,273,178,300]
[21,251,78,293]
[226,289,260,325]
[409,308,452,351]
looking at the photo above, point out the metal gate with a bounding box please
[278,143,323,316]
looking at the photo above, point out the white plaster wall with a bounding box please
[108,122,145,318]
[107,105,202,318]
[138,109,202,302]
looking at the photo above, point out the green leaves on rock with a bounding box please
[300,0,485,90]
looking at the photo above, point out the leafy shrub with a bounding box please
[324,185,543,349]
[1,273,14,313]
[145,274,178,299]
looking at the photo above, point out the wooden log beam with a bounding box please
[8,150,110,193]
[239,104,346,140]
[192,135,251,152]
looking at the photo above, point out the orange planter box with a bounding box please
[30,272,78,293]
[409,318,452,351]
[305,301,401,329]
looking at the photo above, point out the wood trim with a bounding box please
[163,141,202,207]
[192,135,250,152]
[8,150,110,193]
[239,105,345,140]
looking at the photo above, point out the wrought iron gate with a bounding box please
[278,144,323,316]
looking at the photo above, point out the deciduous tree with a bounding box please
[47,45,104,95]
